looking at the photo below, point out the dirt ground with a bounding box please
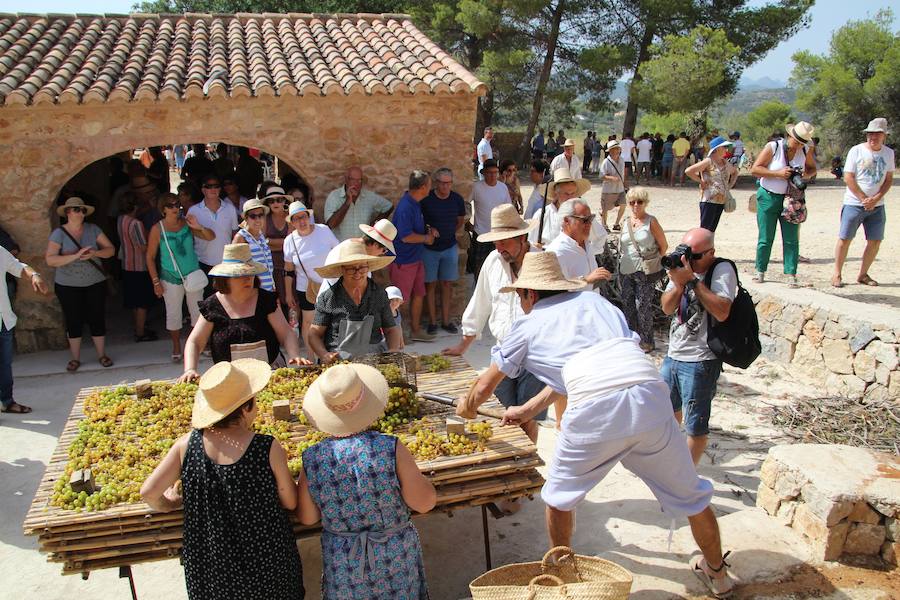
[523,172,900,311]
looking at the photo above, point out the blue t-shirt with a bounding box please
[420,190,465,252]
[391,192,425,265]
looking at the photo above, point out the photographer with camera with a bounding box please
[750,122,817,287]
[660,228,736,466]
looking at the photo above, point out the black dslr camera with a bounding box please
[789,166,807,190]
[661,243,693,270]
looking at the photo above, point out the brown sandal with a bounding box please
[99,356,114,368]
[2,402,32,413]
[66,359,80,372]
[857,274,878,286]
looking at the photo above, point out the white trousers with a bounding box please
[161,280,202,331]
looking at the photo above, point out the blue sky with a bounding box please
[1,0,896,83]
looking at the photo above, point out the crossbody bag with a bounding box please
[160,223,208,293]
[623,216,662,275]
[604,157,628,205]
[287,233,320,304]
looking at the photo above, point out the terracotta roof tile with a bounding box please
[0,12,484,106]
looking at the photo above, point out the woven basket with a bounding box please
[470,547,632,600]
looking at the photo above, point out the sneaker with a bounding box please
[689,553,734,599]
[410,330,436,342]
[426,323,438,335]
[441,322,458,334]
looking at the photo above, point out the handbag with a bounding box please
[288,233,321,304]
[160,223,208,293]
[723,190,737,213]
[778,139,808,225]
[748,191,758,213]
[624,216,662,275]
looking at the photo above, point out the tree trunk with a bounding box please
[517,0,566,166]
[622,25,655,139]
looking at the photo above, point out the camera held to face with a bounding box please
[661,243,693,270]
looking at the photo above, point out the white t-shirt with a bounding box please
[843,143,895,208]
[469,181,511,235]
[283,225,339,292]
[732,139,744,157]
[636,139,653,163]
[666,261,738,362]
[187,200,239,266]
[601,157,626,194]
[619,139,636,163]
[477,138,493,171]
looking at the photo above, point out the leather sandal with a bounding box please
[99,356,114,368]
[66,359,80,372]
[857,274,878,286]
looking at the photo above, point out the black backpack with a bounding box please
[703,258,761,369]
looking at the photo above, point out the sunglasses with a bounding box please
[568,214,595,224]
[690,248,714,260]
[65,207,86,214]
[163,203,182,210]
[628,200,645,206]
[202,184,221,189]
[342,265,369,274]
[266,198,286,204]
[246,211,266,220]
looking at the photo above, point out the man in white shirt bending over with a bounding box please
[549,138,582,180]
[476,126,494,179]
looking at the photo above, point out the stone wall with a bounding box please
[748,281,900,402]
[0,92,480,351]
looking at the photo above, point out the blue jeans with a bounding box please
[494,370,548,420]
[0,324,14,408]
[660,356,722,437]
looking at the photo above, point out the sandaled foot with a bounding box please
[171,353,182,363]
[689,552,734,599]
[831,275,844,288]
[857,274,878,286]
[798,255,811,263]
[751,272,765,283]
[786,275,800,288]
[66,359,80,372]
[99,355,114,368]
[2,401,32,414]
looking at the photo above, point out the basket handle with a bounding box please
[541,546,582,582]
[526,575,569,600]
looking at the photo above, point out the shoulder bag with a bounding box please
[288,233,320,304]
[624,216,662,275]
[160,222,208,293]
[779,140,808,224]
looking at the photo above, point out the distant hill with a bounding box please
[738,75,788,90]
[718,87,796,115]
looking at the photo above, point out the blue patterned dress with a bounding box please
[303,431,429,599]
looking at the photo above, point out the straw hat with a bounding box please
[476,204,536,243]
[499,251,587,293]
[288,200,313,219]
[241,197,270,218]
[359,218,397,254]
[562,138,576,147]
[606,140,621,151]
[208,244,268,278]
[313,239,394,279]
[786,122,815,144]
[302,363,388,436]
[547,168,591,199]
[57,197,95,217]
[863,118,890,134]
[262,186,293,203]
[192,359,272,429]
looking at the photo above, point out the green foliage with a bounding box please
[791,10,899,150]
[744,100,794,146]
[637,112,691,135]
[633,26,740,115]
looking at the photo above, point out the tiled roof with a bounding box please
[0,12,486,106]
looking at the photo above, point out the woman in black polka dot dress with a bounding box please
[142,359,304,599]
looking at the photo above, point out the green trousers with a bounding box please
[755,186,799,275]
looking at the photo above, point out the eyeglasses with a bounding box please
[202,184,221,189]
[291,213,310,221]
[342,264,369,275]
[246,211,265,220]
[691,248,714,260]
[568,214,595,224]
[436,180,453,185]
[65,207,85,214]
[628,200,645,206]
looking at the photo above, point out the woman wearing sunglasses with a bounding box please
[232,198,276,293]
[45,197,117,372]
[260,187,293,317]
[617,187,668,353]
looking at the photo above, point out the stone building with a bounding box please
[0,12,485,351]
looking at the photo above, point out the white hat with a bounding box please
[499,251,587,293]
[863,118,890,134]
[359,219,397,254]
[476,204,536,243]
[288,200,313,219]
[562,138,576,147]
[786,122,815,144]
[606,140,621,151]
[192,359,272,429]
[261,186,293,203]
[241,197,270,218]
[302,363,389,437]
[385,286,403,301]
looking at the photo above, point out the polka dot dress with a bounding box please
[181,430,304,599]
[303,431,428,599]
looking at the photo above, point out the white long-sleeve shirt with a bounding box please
[460,249,525,343]
[0,246,25,330]
[549,153,582,180]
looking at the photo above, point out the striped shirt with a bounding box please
[117,214,148,272]
[238,229,275,291]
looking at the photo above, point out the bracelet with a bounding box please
[152,279,160,285]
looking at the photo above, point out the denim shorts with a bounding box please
[422,245,459,283]
[494,369,548,420]
[660,356,722,437]
[839,204,886,241]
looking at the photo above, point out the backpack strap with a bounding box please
[703,257,739,288]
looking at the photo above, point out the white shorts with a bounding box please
[161,280,203,332]
[541,416,713,517]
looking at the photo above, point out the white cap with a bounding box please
[385,286,403,301]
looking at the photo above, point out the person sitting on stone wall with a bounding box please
[324,166,394,242]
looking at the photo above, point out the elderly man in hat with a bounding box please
[443,205,545,445]
[549,138,582,180]
[832,118,895,288]
[459,251,735,599]
[530,168,591,248]
[324,166,394,242]
[546,199,610,286]
[467,158,512,276]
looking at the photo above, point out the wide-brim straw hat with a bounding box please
[302,363,388,436]
[314,239,394,279]
[786,121,815,144]
[57,197,96,217]
[863,118,890,134]
[192,359,272,429]
[262,186,293,203]
[499,251,587,293]
[288,200,313,219]
[606,140,621,151]
[477,204,536,243]
[242,197,270,218]
[209,243,268,278]
[563,138,576,147]
[547,168,591,199]
[359,218,397,254]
